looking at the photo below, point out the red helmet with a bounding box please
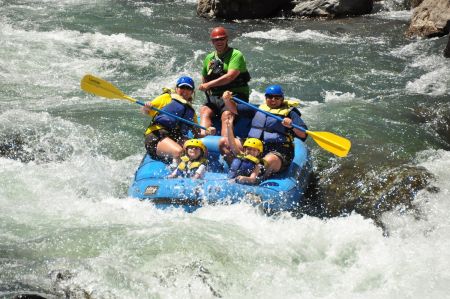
[210,27,228,39]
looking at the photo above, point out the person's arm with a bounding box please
[199,69,240,91]
[292,125,307,140]
[222,90,238,115]
[235,164,261,185]
[192,164,207,179]
[281,110,308,140]
[142,94,171,117]
[225,116,242,156]
[167,167,179,179]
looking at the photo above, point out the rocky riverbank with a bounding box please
[197,0,450,55]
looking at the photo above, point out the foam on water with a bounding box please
[322,91,358,103]
[242,28,385,46]
[0,22,169,109]
[390,39,430,58]
[1,106,445,299]
[377,150,450,297]
[1,126,449,298]
[243,28,348,43]
[388,37,450,96]
[0,109,102,160]
[373,10,412,21]
[406,55,450,96]
[4,179,448,299]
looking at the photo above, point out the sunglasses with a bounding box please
[266,95,283,100]
[211,37,226,42]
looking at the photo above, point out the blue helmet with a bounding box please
[264,85,284,98]
[176,76,195,89]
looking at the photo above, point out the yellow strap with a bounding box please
[144,124,164,135]
[171,93,192,106]
[285,99,300,107]
[178,156,207,171]
[145,93,172,118]
[259,103,291,116]
[162,87,175,94]
[237,154,260,164]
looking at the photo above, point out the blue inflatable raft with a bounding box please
[128,135,313,214]
[78,74,340,213]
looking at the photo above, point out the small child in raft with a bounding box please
[225,117,263,184]
[167,139,208,179]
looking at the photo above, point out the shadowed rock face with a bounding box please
[197,0,373,19]
[444,34,450,58]
[0,134,35,162]
[291,0,374,18]
[410,0,424,8]
[312,159,435,230]
[14,295,48,299]
[197,0,292,19]
[413,103,450,144]
[0,133,75,163]
[406,0,450,38]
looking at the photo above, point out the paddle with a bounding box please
[232,96,351,157]
[80,74,207,130]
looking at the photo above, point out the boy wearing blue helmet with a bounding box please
[142,76,215,165]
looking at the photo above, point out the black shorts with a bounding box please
[203,95,227,118]
[263,142,294,172]
[144,128,184,162]
[203,94,254,119]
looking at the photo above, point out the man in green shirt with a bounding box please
[198,26,252,138]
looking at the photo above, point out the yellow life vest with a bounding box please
[237,154,260,164]
[259,102,293,116]
[177,155,208,172]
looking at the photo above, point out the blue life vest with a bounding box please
[228,154,260,179]
[248,103,301,143]
[148,94,195,135]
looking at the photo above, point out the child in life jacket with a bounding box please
[168,139,208,179]
[225,118,263,184]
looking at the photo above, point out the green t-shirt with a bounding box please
[202,48,250,98]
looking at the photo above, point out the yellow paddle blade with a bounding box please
[80,74,137,104]
[307,130,351,157]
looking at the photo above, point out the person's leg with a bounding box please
[200,105,214,136]
[156,137,184,164]
[220,110,235,138]
[262,153,282,178]
[144,132,160,158]
[201,96,225,136]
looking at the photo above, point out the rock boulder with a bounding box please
[197,0,291,19]
[406,0,450,38]
[445,34,450,57]
[197,0,373,19]
[290,0,373,18]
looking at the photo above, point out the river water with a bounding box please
[1,0,449,298]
